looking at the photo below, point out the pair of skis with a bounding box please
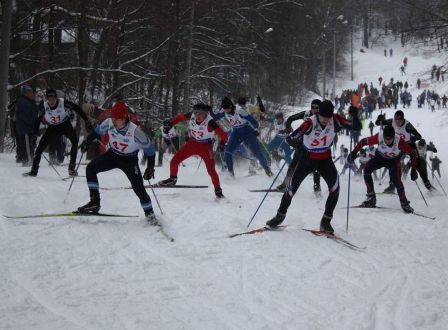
[229,225,365,251]
[4,211,175,242]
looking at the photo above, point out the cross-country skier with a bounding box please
[266,100,353,234]
[77,101,157,223]
[349,125,417,213]
[157,119,180,166]
[265,112,293,164]
[25,88,92,177]
[275,99,322,193]
[214,96,273,177]
[158,103,228,198]
[376,110,423,192]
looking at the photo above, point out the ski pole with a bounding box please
[42,153,63,179]
[415,181,428,207]
[346,119,354,234]
[147,180,164,215]
[64,152,85,203]
[246,160,287,228]
[195,158,202,173]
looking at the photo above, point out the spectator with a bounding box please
[15,85,39,166]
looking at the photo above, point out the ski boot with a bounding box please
[319,214,334,234]
[401,200,414,214]
[361,192,377,208]
[158,176,177,186]
[145,211,159,226]
[215,187,224,199]
[383,183,395,194]
[24,168,38,177]
[266,212,286,228]
[264,167,274,177]
[228,169,235,177]
[424,181,436,191]
[78,194,101,214]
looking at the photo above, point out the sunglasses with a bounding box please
[311,105,319,109]
[194,111,206,116]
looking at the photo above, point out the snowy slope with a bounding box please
[1,42,448,330]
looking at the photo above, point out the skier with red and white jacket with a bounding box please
[349,125,417,213]
[158,103,228,198]
[266,100,353,234]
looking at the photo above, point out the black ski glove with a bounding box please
[79,140,91,153]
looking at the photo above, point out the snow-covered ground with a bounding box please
[1,39,448,330]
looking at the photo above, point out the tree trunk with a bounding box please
[0,0,13,152]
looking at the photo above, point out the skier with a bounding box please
[368,120,375,136]
[214,96,273,177]
[25,89,92,177]
[349,125,417,213]
[157,119,179,166]
[158,103,228,198]
[77,101,158,223]
[266,112,293,165]
[266,100,353,234]
[275,99,322,193]
[407,139,437,190]
[430,156,442,178]
[376,110,422,192]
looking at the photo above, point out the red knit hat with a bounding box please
[111,101,129,119]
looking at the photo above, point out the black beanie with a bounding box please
[221,97,234,109]
[318,100,334,118]
[311,99,322,107]
[46,88,57,97]
[394,110,404,119]
[383,125,395,138]
[193,103,211,112]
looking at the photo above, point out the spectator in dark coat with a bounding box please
[15,85,39,165]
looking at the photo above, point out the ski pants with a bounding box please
[282,147,321,187]
[225,127,269,172]
[86,150,152,213]
[170,139,221,188]
[278,155,339,218]
[16,133,35,164]
[364,155,408,203]
[266,135,293,164]
[32,120,78,171]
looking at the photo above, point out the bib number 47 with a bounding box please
[112,141,128,152]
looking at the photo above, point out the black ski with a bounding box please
[303,229,366,251]
[347,205,436,220]
[4,211,139,219]
[229,225,287,238]
[101,184,208,191]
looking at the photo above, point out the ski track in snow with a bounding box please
[2,40,448,329]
